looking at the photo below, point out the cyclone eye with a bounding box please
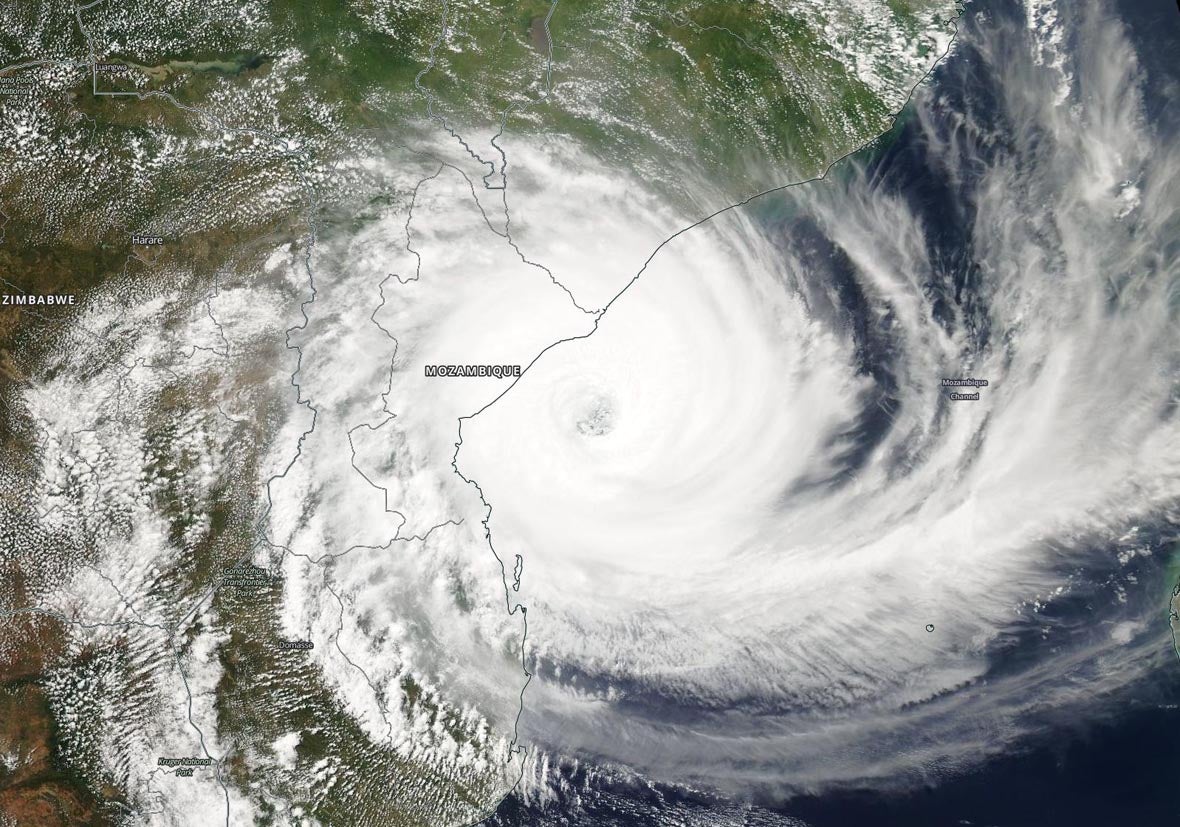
[574,395,616,437]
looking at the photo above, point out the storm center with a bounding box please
[574,394,616,437]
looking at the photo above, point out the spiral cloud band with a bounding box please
[456,0,1180,798]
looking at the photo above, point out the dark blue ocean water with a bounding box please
[487,695,1180,825]
[485,592,1180,826]
[483,1,1180,824]
[489,696,1180,826]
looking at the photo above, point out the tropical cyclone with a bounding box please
[462,204,871,593]
[0,1,975,821]
[261,0,1180,809]
[6,0,1177,822]
[454,0,1180,799]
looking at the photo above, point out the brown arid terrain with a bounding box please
[0,576,119,826]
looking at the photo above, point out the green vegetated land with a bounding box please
[1,0,960,241]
